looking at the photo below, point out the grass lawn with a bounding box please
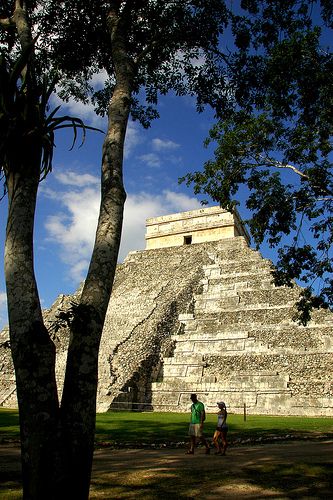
[95,411,333,445]
[1,409,332,499]
[1,408,332,445]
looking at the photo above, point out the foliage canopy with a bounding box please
[181,0,333,321]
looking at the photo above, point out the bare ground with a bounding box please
[1,440,332,498]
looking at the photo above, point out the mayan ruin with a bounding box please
[1,206,332,416]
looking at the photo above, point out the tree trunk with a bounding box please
[3,3,135,498]
[5,166,60,499]
[58,47,133,500]
[2,4,64,498]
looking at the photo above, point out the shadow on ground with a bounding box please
[1,440,332,498]
[90,440,333,498]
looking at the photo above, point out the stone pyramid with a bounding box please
[149,237,333,416]
[97,206,333,415]
[1,206,332,416]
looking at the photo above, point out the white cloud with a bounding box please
[137,138,182,168]
[50,93,107,130]
[152,138,180,151]
[0,292,7,308]
[44,187,100,282]
[163,191,201,212]
[51,92,142,160]
[90,70,108,89]
[124,121,142,158]
[50,70,110,129]
[54,171,99,188]
[138,153,161,168]
[44,184,201,282]
[0,292,8,330]
[168,155,183,165]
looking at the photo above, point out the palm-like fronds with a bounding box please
[0,49,103,184]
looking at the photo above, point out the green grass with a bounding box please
[1,408,332,445]
[0,409,20,440]
[94,411,333,445]
[1,409,332,499]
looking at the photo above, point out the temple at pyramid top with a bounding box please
[145,205,250,250]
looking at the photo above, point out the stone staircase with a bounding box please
[96,242,215,412]
[0,384,17,407]
[150,240,333,416]
[1,235,332,416]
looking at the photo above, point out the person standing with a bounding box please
[212,401,228,455]
[186,393,210,455]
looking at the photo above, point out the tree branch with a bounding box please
[258,154,309,179]
[212,47,233,70]
[12,0,33,51]
[251,154,333,198]
[135,39,158,66]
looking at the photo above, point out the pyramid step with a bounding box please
[203,259,271,275]
[150,387,293,413]
[163,353,204,365]
[203,270,272,285]
[178,322,333,341]
[162,363,204,378]
[181,316,293,337]
[194,288,300,311]
[151,376,291,391]
[171,337,252,354]
[159,370,290,390]
[172,330,250,341]
[160,376,289,390]
[223,373,290,389]
[0,384,17,406]
[192,306,295,327]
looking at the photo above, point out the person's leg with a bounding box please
[200,435,210,454]
[213,430,222,454]
[220,431,228,455]
[190,435,196,453]
[187,424,196,454]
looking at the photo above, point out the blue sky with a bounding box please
[1,21,330,329]
[0,83,227,328]
[1,4,331,330]
[0,77,327,330]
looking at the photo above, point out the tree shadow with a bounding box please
[89,441,333,498]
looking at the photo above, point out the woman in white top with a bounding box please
[212,401,228,455]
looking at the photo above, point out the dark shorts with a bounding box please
[216,425,228,432]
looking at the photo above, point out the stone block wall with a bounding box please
[0,288,79,408]
[146,206,250,249]
[1,235,332,417]
[149,238,333,416]
[96,243,215,411]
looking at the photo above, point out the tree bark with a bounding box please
[3,2,136,498]
[57,5,135,498]
[2,3,62,499]
[5,165,60,499]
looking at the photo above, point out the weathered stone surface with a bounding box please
[96,243,214,411]
[146,206,250,249]
[1,207,332,417]
[0,286,82,407]
[147,236,333,416]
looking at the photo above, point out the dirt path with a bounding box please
[1,440,333,498]
[91,440,333,498]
